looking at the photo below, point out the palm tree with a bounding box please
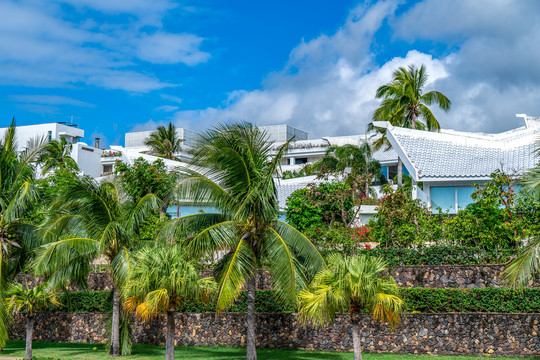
[298,254,404,360]
[159,122,324,360]
[33,178,158,356]
[124,244,216,360]
[0,118,47,347]
[502,140,540,286]
[369,64,451,185]
[36,137,78,175]
[315,142,385,194]
[6,283,61,359]
[144,123,183,160]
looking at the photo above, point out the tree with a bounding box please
[33,178,158,356]
[36,137,78,175]
[0,118,47,347]
[369,64,451,185]
[144,122,183,160]
[114,157,178,212]
[298,254,404,360]
[6,283,60,359]
[124,244,216,360]
[160,122,324,360]
[502,141,540,286]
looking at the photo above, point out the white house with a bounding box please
[375,114,540,213]
[0,121,103,178]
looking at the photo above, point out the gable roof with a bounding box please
[381,115,540,182]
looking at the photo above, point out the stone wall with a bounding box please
[16,266,538,290]
[11,312,540,356]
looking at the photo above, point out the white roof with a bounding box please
[383,115,540,182]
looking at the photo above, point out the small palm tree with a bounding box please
[315,143,385,193]
[37,137,78,175]
[160,122,324,360]
[369,64,451,185]
[33,178,158,356]
[6,283,61,359]
[144,123,183,160]
[124,244,216,360]
[0,118,47,347]
[298,254,404,360]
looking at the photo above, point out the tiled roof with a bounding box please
[387,119,540,180]
[275,176,323,210]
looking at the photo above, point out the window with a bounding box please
[431,186,476,213]
[295,158,308,165]
[103,164,113,173]
[457,187,475,210]
[47,131,52,141]
[431,187,456,214]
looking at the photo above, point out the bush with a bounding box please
[42,287,540,314]
[367,187,442,247]
[285,182,354,232]
[322,246,518,265]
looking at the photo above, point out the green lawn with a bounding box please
[1,342,538,360]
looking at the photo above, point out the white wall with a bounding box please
[71,142,103,178]
[0,123,84,151]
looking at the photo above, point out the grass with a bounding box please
[0,342,538,360]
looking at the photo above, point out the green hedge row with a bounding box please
[51,288,540,314]
[339,246,518,266]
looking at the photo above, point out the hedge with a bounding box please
[49,288,540,314]
[332,246,519,266]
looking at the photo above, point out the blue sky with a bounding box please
[1,0,540,147]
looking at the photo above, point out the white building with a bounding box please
[0,122,103,178]
[376,114,540,213]
[258,124,308,142]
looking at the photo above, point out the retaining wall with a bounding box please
[11,312,540,356]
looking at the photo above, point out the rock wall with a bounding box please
[11,312,540,356]
[16,266,537,290]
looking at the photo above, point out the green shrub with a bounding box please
[285,182,354,232]
[41,287,540,314]
[322,246,518,265]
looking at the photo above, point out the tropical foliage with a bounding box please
[144,122,182,160]
[124,244,215,360]
[159,122,324,360]
[36,137,78,175]
[33,178,158,356]
[298,254,403,360]
[6,282,60,359]
[0,119,47,347]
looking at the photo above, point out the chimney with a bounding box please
[95,137,101,149]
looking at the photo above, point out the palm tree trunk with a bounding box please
[397,157,403,186]
[166,310,175,360]
[110,285,121,357]
[25,315,34,360]
[351,313,362,360]
[246,273,257,360]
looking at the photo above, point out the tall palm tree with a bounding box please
[33,178,158,356]
[6,282,61,360]
[124,244,216,360]
[37,137,78,175]
[369,64,451,185]
[298,254,404,360]
[159,122,324,360]
[0,118,47,347]
[144,123,183,160]
[502,140,540,286]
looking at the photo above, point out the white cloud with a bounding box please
[0,0,207,92]
[9,95,95,107]
[155,105,179,112]
[137,32,210,65]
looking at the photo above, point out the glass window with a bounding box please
[431,187,456,214]
[381,166,388,179]
[457,187,475,210]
